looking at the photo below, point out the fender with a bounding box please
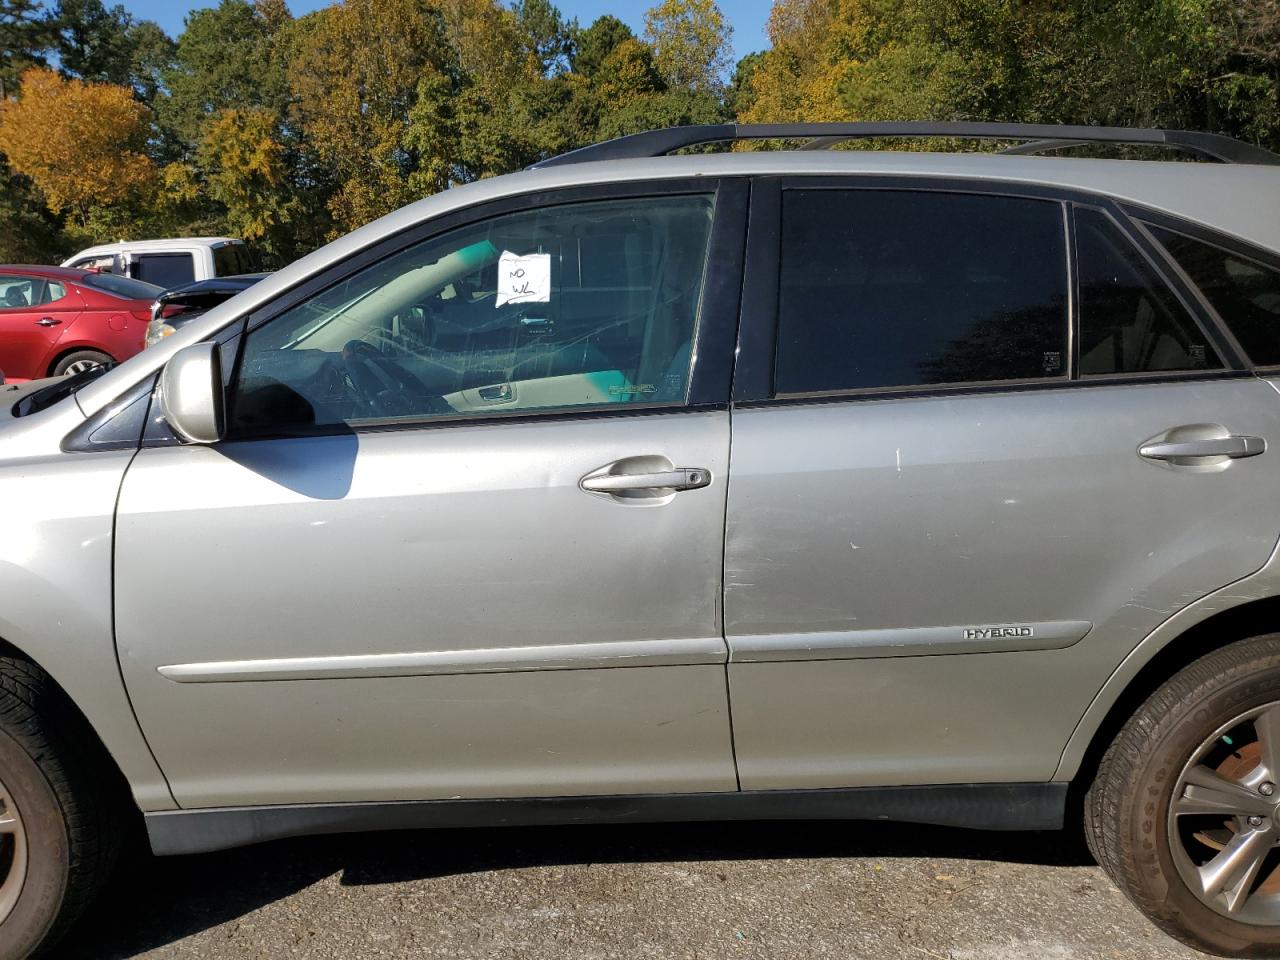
[1055,530,1280,780]
[0,399,174,810]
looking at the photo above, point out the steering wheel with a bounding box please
[340,340,452,418]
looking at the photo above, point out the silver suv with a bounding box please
[2,122,1280,958]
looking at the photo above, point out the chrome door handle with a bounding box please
[580,468,711,493]
[1139,436,1265,460]
[35,317,60,327]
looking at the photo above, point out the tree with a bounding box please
[124,19,176,106]
[1,0,54,100]
[52,0,135,84]
[160,0,288,144]
[513,0,574,75]
[0,161,65,261]
[288,0,457,229]
[0,68,156,228]
[197,107,300,255]
[573,14,633,77]
[643,0,733,93]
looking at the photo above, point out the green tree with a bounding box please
[643,0,733,93]
[161,0,289,144]
[1,0,54,100]
[572,14,633,77]
[513,0,574,75]
[52,0,135,84]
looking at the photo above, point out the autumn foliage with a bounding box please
[0,67,155,225]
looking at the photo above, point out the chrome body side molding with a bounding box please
[158,636,728,683]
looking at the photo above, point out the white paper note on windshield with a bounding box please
[496,251,551,308]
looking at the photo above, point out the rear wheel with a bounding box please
[51,351,111,378]
[0,657,121,959]
[1088,635,1280,956]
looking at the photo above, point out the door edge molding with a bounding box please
[157,636,729,683]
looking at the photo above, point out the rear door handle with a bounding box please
[1139,436,1265,460]
[35,317,60,327]
[581,468,711,493]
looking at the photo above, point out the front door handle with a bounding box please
[581,468,711,494]
[1139,436,1266,461]
[35,317,60,327]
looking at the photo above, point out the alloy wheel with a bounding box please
[0,775,28,925]
[1169,702,1280,923]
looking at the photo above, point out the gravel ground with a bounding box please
[55,820,1202,960]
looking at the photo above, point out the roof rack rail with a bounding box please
[532,122,1280,168]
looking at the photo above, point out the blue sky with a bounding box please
[115,0,776,62]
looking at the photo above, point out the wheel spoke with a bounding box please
[0,811,18,835]
[1177,766,1276,819]
[1199,826,1275,909]
[1256,707,1280,785]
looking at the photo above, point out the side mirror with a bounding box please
[159,342,224,444]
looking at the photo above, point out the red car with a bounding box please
[0,265,161,381]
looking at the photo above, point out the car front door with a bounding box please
[113,181,746,808]
[723,179,1280,790]
[0,275,82,380]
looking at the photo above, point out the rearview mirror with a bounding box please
[159,342,224,444]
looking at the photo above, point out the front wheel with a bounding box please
[1088,635,1280,956]
[0,658,121,958]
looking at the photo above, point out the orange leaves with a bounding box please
[0,68,157,222]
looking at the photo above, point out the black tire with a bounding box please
[1087,634,1280,957]
[50,351,112,378]
[0,657,122,959]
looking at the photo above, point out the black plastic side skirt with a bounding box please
[145,782,1068,856]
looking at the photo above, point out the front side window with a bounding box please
[1075,208,1221,375]
[231,194,715,435]
[1144,224,1280,367]
[775,190,1069,394]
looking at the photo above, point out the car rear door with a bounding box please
[0,275,83,380]
[722,177,1280,790]
[113,179,746,808]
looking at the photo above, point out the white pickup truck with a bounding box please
[62,237,254,289]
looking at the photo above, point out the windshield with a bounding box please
[79,273,162,301]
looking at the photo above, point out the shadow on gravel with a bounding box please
[58,818,1093,959]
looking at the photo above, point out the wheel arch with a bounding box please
[44,344,115,378]
[0,618,173,814]
[1061,594,1280,793]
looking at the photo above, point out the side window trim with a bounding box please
[218,178,743,441]
[1123,206,1277,371]
[734,175,1248,406]
[1072,201,1244,377]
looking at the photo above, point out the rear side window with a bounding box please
[213,243,254,277]
[774,190,1069,394]
[1144,224,1280,367]
[1075,209,1220,375]
[133,253,195,288]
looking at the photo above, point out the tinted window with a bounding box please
[133,253,195,288]
[1145,224,1280,366]
[1076,208,1220,375]
[213,243,254,277]
[79,273,163,301]
[230,194,715,435]
[775,190,1069,393]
